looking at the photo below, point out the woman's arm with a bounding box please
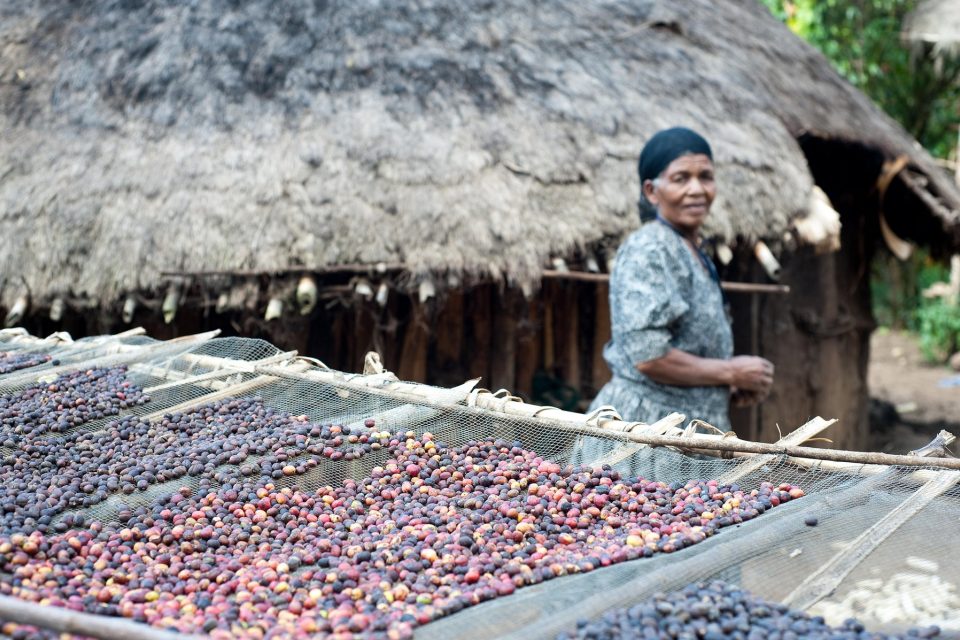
[637,348,774,391]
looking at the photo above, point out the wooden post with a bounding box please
[949,254,960,306]
[542,283,555,372]
[467,285,492,384]
[397,303,429,383]
[490,288,518,392]
[591,282,611,392]
[374,293,402,373]
[555,281,581,390]
[514,298,541,400]
[432,290,465,384]
[748,290,762,442]
[353,303,375,374]
[323,311,347,373]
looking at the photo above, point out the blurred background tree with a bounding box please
[763,0,960,155]
[764,0,960,358]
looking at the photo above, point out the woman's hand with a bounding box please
[636,350,774,392]
[725,356,774,394]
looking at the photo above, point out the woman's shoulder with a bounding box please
[617,222,686,264]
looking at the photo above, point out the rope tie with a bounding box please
[685,419,738,458]
[583,405,623,428]
[297,355,332,370]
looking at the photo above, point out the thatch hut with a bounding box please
[2,0,959,449]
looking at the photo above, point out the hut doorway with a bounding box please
[728,135,940,451]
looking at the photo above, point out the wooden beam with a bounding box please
[901,169,958,222]
[720,282,791,294]
[465,391,960,469]
[160,263,406,278]
[541,270,790,294]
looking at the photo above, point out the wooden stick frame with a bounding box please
[783,469,960,611]
[0,330,221,391]
[1,333,959,639]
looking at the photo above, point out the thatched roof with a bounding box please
[2,0,959,310]
[903,0,960,49]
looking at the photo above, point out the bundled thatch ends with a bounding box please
[903,0,960,51]
[1,0,959,315]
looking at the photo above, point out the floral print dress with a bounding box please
[588,221,734,429]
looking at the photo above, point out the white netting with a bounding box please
[0,332,956,639]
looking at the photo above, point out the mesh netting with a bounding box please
[0,332,956,639]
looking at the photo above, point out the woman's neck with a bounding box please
[656,215,699,244]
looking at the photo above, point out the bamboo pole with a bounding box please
[587,413,687,467]
[9,328,958,475]
[142,350,297,393]
[0,595,203,640]
[262,361,959,474]
[141,352,960,475]
[464,390,960,469]
[257,362,480,407]
[165,349,295,374]
[256,364,960,471]
[140,364,311,422]
[0,329,143,367]
[541,270,790,294]
[0,331,221,390]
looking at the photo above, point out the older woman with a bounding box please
[589,127,773,430]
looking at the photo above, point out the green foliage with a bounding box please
[761,0,960,156]
[763,1,960,353]
[916,298,960,361]
[871,250,951,330]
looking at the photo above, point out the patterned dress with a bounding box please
[588,221,734,429]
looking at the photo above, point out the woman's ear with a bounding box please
[642,179,658,206]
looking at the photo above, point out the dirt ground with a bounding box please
[867,329,960,454]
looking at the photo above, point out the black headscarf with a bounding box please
[637,127,713,222]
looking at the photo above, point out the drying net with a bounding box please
[0,331,956,640]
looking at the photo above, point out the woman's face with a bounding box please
[643,154,716,235]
